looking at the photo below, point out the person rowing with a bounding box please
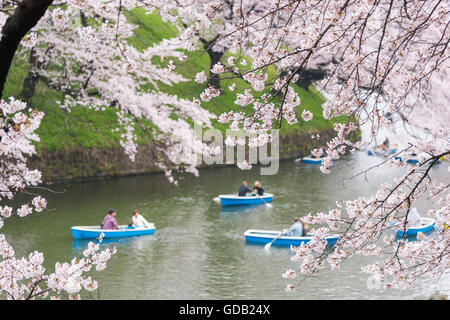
[265,217,308,250]
[238,181,252,196]
[102,209,119,230]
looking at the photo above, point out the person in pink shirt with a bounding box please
[102,209,119,230]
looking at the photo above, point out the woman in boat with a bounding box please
[287,217,304,237]
[407,207,422,227]
[102,209,119,230]
[285,217,309,237]
[378,137,390,151]
[131,209,152,227]
[252,181,264,196]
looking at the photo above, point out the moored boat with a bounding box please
[301,156,324,164]
[71,224,155,240]
[394,156,440,165]
[394,155,419,164]
[393,218,435,237]
[244,229,339,247]
[218,193,273,207]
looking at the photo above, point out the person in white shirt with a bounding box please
[286,217,308,237]
[407,207,422,227]
[131,210,152,228]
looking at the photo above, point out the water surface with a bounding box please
[3,152,449,299]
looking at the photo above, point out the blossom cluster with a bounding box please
[8,0,217,182]
[0,98,116,299]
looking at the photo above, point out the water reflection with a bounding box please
[72,234,157,252]
[220,203,270,215]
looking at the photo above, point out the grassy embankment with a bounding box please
[3,9,357,179]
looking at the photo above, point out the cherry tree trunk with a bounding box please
[19,48,40,102]
[206,48,224,89]
[0,0,53,98]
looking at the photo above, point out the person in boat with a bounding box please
[378,137,390,151]
[131,209,152,228]
[286,217,306,237]
[102,209,119,230]
[252,181,264,196]
[407,207,422,227]
[238,181,252,196]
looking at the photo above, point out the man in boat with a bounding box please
[407,207,422,227]
[252,181,264,196]
[131,209,152,228]
[102,209,119,230]
[287,217,305,237]
[238,181,252,196]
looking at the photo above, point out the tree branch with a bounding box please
[0,0,53,98]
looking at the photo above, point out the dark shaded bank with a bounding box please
[30,130,360,183]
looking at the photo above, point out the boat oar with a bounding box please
[257,194,272,208]
[264,232,286,250]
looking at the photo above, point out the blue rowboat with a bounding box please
[301,157,324,164]
[406,158,419,164]
[297,156,337,164]
[393,218,435,237]
[244,229,339,247]
[368,147,397,157]
[394,156,440,165]
[71,224,155,240]
[218,193,273,207]
[394,156,419,164]
[220,204,267,213]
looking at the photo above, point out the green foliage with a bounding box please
[125,8,180,50]
[3,52,28,98]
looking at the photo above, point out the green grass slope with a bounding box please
[3,9,354,154]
